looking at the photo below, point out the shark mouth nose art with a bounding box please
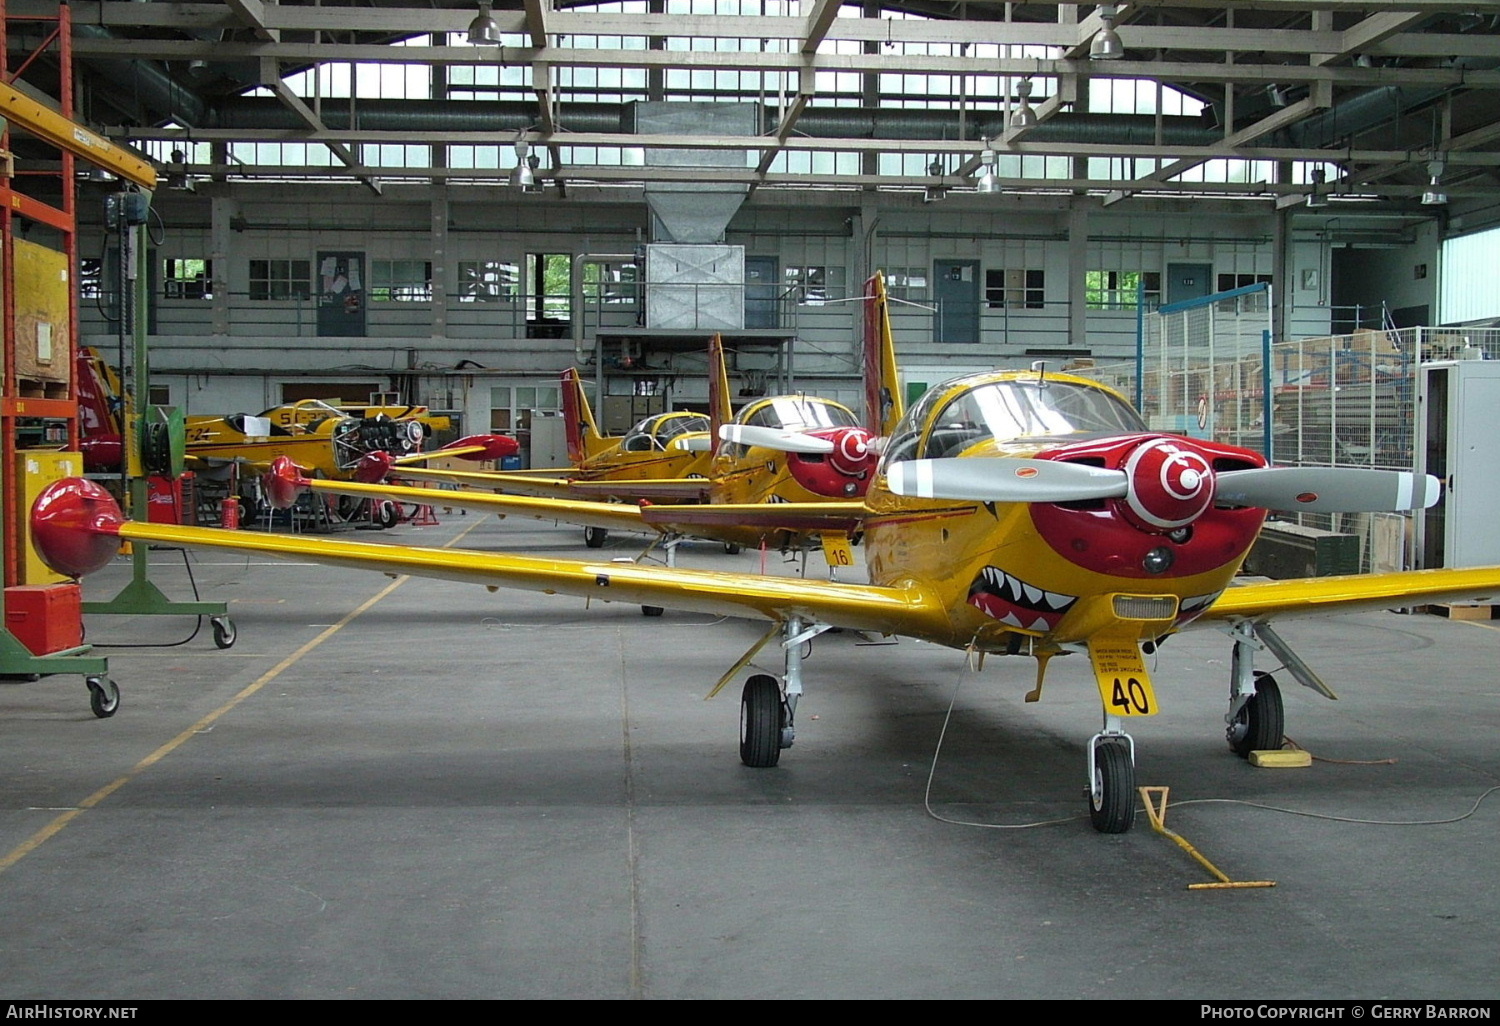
[968,566,1078,632]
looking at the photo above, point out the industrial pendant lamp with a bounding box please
[1090,6,1125,61]
[976,149,1000,194]
[467,1,501,45]
[511,139,537,191]
[1422,158,1448,206]
[1305,167,1329,209]
[1010,78,1037,129]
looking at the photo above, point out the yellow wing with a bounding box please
[392,467,711,503]
[1200,566,1500,623]
[639,501,867,535]
[297,477,653,535]
[112,520,949,637]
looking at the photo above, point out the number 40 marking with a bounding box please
[1111,677,1151,715]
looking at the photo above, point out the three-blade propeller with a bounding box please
[887,456,1441,513]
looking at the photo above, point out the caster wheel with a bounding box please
[211,616,237,650]
[87,676,120,719]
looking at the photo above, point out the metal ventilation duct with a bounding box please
[635,102,755,244]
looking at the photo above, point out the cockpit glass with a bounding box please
[884,379,1145,463]
[656,414,708,441]
[744,397,857,432]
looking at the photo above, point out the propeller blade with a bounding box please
[886,458,1129,503]
[1214,466,1441,512]
[718,423,836,454]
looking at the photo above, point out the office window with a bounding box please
[163,258,212,299]
[1086,270,1160,310]
[249,259,311,300]
[985,268,1045,309]
[371,259,433,302]
[785,265,845,305]
[1217,273,1273,293]
[457,260,520,302]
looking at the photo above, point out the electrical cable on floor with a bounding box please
[918,658,1500,833]
[1164,786,1499,827]
[922,657,1081,830]
[90,547,204,648]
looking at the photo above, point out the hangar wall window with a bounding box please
[371,260,433,302]
[163,259,213,299]
[582,261,639,305]
[1086,271,1160,310]
[785,266,845,305]
[458,261,520,303]
[884,268,928,301]
[1440,224,1500,323]
[80,258,104,301]
[986,268,1045,309]
[249,260,312,301]
[1217,273,1273,293]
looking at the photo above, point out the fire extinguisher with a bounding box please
[221,496,240,530]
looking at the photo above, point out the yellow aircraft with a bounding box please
[183,401,515,484]
[34,365,1485,834]
[383,273,903,552]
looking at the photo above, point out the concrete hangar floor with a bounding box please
[0,511,1496,1000]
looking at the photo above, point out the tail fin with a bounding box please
[863,271,905,436]
[707,334,733,442]
[560,368,603,463]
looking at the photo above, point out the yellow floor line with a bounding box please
[0,517,488,876]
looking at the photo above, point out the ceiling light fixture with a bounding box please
[511,139,537,191]
[1090,6,1125,61]
[166,147,194,192]
[1010,78,1037,129]
[976,148,1000,194]
[467,1,501,46]
[1422,158,1448,206]
[1305,167,1328,208]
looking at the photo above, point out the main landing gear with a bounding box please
[736,615,831,769]
[1225,622,1292,758]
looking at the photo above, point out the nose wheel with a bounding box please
[1087,736,1136,833]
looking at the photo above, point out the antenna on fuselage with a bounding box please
[1030,360,1048,387]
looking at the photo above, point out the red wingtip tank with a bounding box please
[30,479,127,578]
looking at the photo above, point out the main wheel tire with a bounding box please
[724,542,742,555]
[739,674,784,768]
[641,605,664,617]
[375,501,399,529]
[211,616,237,649]
[1227,671,1285,757]
[1089,739,1135,833]
[87,677,120,719]
[584,526,608,548]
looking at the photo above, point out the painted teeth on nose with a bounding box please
[1045,590,1074,612]
[1029,617,1052,632]
[1022,582,1044,605]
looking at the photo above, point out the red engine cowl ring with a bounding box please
[1118,437,1215,533]
[786,426,879,498]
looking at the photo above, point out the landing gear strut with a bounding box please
[734,615,831,768]
[1226,624,1287,757]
